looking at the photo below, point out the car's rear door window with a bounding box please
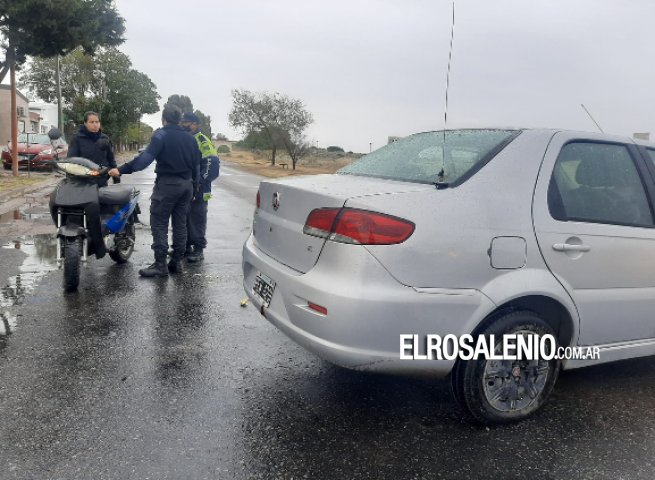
[548,142,654,227]
[338,129,519,185]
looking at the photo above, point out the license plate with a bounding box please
[19,154,30,161]
[253,272,276,307]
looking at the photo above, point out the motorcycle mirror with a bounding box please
[48,128,62,141]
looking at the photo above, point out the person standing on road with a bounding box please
[180,112,220,263]
[108,104,201,277]
[68,111,118,186]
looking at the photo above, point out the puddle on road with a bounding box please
[0,312,17,337]
[0,210,21,223]
[0,234,58,336]
[0,206,51,224]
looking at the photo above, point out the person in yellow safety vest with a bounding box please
[180,112,220,263]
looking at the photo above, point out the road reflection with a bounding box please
[152,275,213,390]
[0,234,58,339]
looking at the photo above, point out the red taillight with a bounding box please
[303,208,414,245]
[303,208,340,237]
[256,190,260,209]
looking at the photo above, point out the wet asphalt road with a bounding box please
[1,165,655,479]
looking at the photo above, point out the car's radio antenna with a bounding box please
[580,103,604,133]
[439,0,456,185]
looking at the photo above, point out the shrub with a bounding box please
[217,144,231,154]
[327,145,344,153]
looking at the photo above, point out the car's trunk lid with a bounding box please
[253,174,428,272]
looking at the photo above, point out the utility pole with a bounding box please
[10,55,18,177]
[56,55,64,132]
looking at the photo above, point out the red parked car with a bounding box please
[1,133,68,172]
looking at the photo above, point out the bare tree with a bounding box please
[229,89,313,166]
[280,132,311,170]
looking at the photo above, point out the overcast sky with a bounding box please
[113,0,655,153]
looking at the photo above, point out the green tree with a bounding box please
[193,109,212,138]
[0,0,125,83]
[21,47,160,145]
[229,89,313,165]
[96,49,159,142]
[327,146,344,153]
[166,94,194,114]
[280,132,311,170]
[126,122,153,148]
[0,0,124,174]
[236,129,275,150]
[19,48,96,105]
[166,94,212,137]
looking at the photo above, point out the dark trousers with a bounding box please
[150,176,193,259]
[187,196,208,250]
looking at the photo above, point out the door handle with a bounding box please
[552,243,591,252]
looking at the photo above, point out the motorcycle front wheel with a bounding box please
[63,236,83,292]
[108,222,135,264]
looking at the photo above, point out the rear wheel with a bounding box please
[452,310,560,425]
[108,222,135,263]
[63,236,83,292]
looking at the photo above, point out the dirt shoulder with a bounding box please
[0,173,50,194]
[220,148,360,178]
[0,171,60,209]
[116,147,361,178]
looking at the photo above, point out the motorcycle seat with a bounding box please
[98,185,135,205]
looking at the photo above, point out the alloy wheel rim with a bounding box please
[482,330,551,413]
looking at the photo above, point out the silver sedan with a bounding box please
[242,128,655,424]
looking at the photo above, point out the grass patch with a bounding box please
[222,148,359,178]
[0,175,47,193]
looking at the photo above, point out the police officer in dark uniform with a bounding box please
[108,104,201,277]
[180,112,220,263]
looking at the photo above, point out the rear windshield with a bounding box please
[338,129,520,185]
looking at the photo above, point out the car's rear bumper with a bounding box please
[242,234,495,377]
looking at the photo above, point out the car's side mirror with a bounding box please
[47,128,62,141]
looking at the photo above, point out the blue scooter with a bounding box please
[47,129,141,291]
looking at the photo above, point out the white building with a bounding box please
[29,101,58,134]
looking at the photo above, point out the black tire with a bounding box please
[453,310,561,425]
[3,163,11,170]
[108,222,135,264]
[63,236,83,292]
[450,352,467,411]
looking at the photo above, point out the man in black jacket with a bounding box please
[108,104,201,277]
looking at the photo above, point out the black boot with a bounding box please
[139,254,168,277]
[187,247,204,263]
[168,245,193,257]
[167,258,184,274]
